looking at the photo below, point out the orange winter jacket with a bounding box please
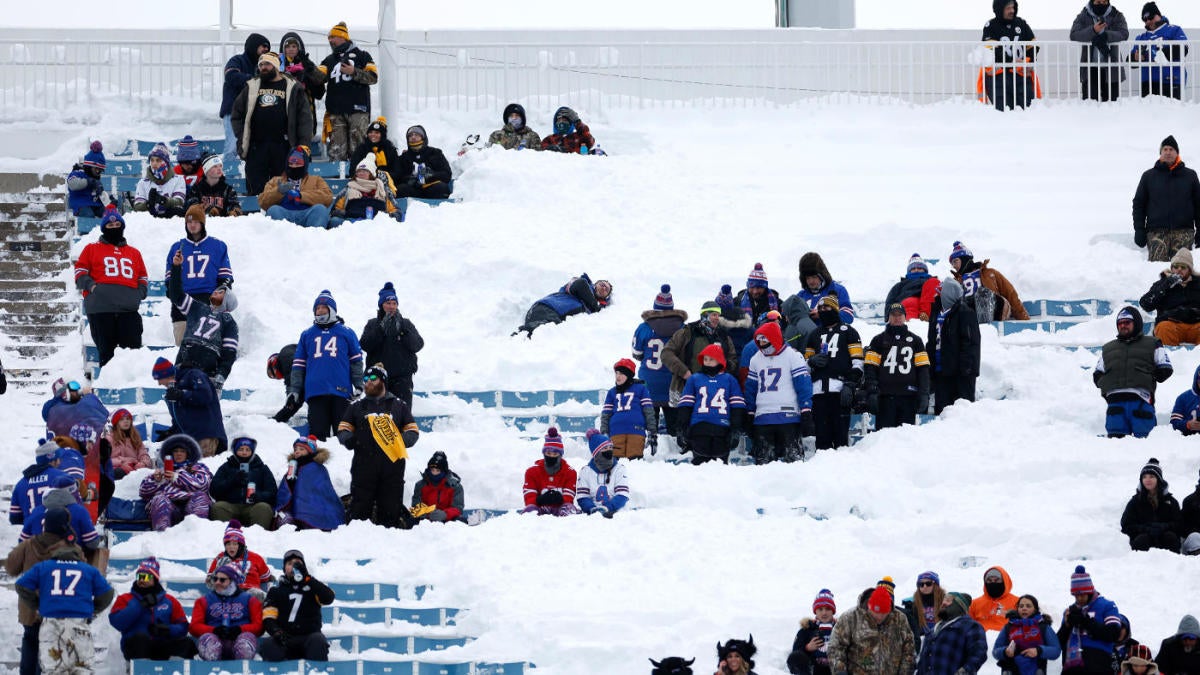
[969,565,1018,631]
[953,260,1030,320]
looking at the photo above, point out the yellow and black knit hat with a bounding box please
[329,22,350,40]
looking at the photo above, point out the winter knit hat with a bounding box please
[367,116,388,136]
[283,549,306,566]
[747,263,769,289]
[907,253,928,274]
[868,586,893,612]
[877,576,897,598]
[765,310,782,322]
[1116,308,1137,324]
[82,141,106,171]
[185,203,206,227]
[427,451,449,473]
[258,51,281,71]
[946,592,972,619]
[698,343,727,370]
[294,436,318,454]
[949,240,973,262]
[365,363,388,382]
[176,135,202,162]
[152,357,177,381]
[405,125,427,150]
[614,358,637,379]
[1170,247,1193,273]
[111,408,132,426]
[231,437,257,454]
[42,508,72,539]
[202,154,223,175]
[917,570,941,587]
[813,589,836,613]
[223,519,246,545]
[585,428,614,457]
[1070,565,1095,595]
[542,427,564,454]
[288,145,311,167]
[328,21,350,40]
[377,281,398,307]
[136,556,161,582]
[715,285,735,309]
[313,290,337,314]
[100,203,124,228]
[355,152,377,177]
[148,142,171,165]
[1140,458,1166,486]
[653,284,674,311]
[700,300,723,316]
[1162,134,1179,153]
[35,438,60,464]
[1143,2,1162,20]
[215,563,244,586]
[819,293,840,312]
[716,637,756,669]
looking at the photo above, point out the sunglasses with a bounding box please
[67,381,81,391]
[213,576,232,583]
[364,374,381,382]
[136,572,156,583]
[918,581,935,588]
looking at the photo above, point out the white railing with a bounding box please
[0,37,1196,116]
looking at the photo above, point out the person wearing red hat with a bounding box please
[828,585,915,675]
[521,428,577,516]
[677,344,747,465]
[105,409,152,478]
[601,358,656,459]
[745,321,815,463]
[788,590,838,675]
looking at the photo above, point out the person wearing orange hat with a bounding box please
[317,22,379,161]
[677,344,747,465]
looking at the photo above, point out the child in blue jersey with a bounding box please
[15,513,115,674]
[601,358,656,459]
[677,344,747,465]
[10,440,71,525]
[165,205,234,345]
[631,284,689,449]
[288,290,365,440]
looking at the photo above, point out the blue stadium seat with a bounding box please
[308,661,360,675]
[412,637,470,653]
[228,177,247,192]
[360,663,415,675]
[114,175,141,192]
[76,216,101,235]
[476,664,530,675]
[356,635,413,654]
[105,158,143,176]
[327,178,349,193]
[129,660,184,675]
[148,280,166,296]
[416,664,472,675]
[338,606,390,624]
[248,661,304,674]
[552,416,595,433]
[501,391,550,407]
[165,580,210,596]
[243,195,259,213]
[309,161,344,177]
[190,661,244,675]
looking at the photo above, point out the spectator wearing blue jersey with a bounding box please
[108,557,195,661]
[601,358,656,459]
[632,285,688,446]
[1170,365,1200,434]
[221,34,272,168]
[42,378,109,442]
[16,530,114,674]
[1056,566,1123,675]
[576,430,630,516]
[1131,3,1187,99]
[20,482,100,553]
[677,344,747,465]
[165,205,234,346]
[289,290,365,440]
[9,440,71,526]
[66,141,110,216]
[782,252,853,350]
[153,357,227,455]
[745,321,816,463]
[514,274,613,337]
[662,302,739,416]
[169,246,238,389]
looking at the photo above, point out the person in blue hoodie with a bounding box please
[9,440,71,525]
[221,34,271,168]
[108,557,194,661]
[42,379,109,441]
[66,141,110,216]
[514,274,613,337]
[1170,365,1200,434]
[992,595,1062,675]
[1056,566,1123,675]
[152,357,227,455]
[1131,3,1188,99]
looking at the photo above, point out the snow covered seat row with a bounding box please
[107,556,376,576]
[90,387,611,408]
[105,173,350,197]
[128,659,531,675]
[328,635,472,655]
[994,319,1154,337]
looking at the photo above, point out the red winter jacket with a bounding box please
[412,472,464,521]
[523,459,577,506]
[540,123,596,154]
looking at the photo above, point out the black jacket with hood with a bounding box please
[279,32,326,140]
[983,0,1038,64]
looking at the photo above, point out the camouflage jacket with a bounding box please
[828,607,916,675]
[487,125,542,150]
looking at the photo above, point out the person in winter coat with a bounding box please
[260,549,336,661]
[885,254,940,321]
[189,563,264,660]
[1131,4,1187,99]
[522,428,577,516]
[15,528,114,675]
[1120,458,1182,552]
[804,294,864,450]
[514,274,613,337]
[42,378,109,442]
[1094,307,1173,437]
[205,520,272,598]
[601,358,656,459]
[1070,0,1130,101]
[131,142,187,217]
[651,656,696,674]
[74,205,148,365]
[410,451,464,523]
[138,434,213,531]
[981,1,1039,111]
[209,437,277,529]
[360,282,425,410]
[947,241,1029,321]
[828,585,916,675]
[20,481,101,553]
[1142,248,1200,346]
[108,557,195,661]
[715,636,758,675]
[338,364,419,529]
[66,141,110,216]
[677,343,747,465]
[1156,615,1200,675]
[394,124,454,199]
[153,358,227,454]
[1169,365,1200,434]
[915,592,989,675]
[928,279,981,414]
[632,285,689,445]
[576,430,631,517]
[290,290,365,439]
[1132,137,1200,261]
[165,204,235,346]
[173,136,205,187]
[1180,468,1200,554]
[541,106,598,154]
[221,33,272,167]
[329,153,398,225]
[5,507,84,675]
[862,303,932,429]
[232,51,317,197]
[1057,566,1123,675]
[969,566,1019,631]
[185,155,243,217]
[1121,645,1160,675]
[106,409,151,478]
[993,595,1062,675]
[902,572,947,654]
[782,252,855,350]
[275,436,345,531]
[746,321,816,463]
[1112,614,1142,666]
[317,22,379,162]
[788,589,838,675]
[9,440,71,526]
[168,244,237,387]
[487,102,541,150]
[735,263,783,335]
[261,145,334,229]
[268,344,301,422]
[714,284,756,357]
[351,117,403,190]
[280,32,325,143]
[662,301,739,404]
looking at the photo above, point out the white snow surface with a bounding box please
[3,99,1200,674]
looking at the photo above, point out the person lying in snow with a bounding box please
[513,274,612,337]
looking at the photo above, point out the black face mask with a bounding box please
[985,581,1005,599]
[101,224,125,244]
[286,166,307,180]
[701,364,722,376]
[818,309,840,326]
[885,324,907,336]
[594,451,614,472]
[543,455,560,471]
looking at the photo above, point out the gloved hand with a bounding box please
[808,353,831,370]
[917,393,930,415]
[1067,604,1087,628]
[148,623,173,638]
[210,374,225,390]
[148,188,161,205]
[555,503,575,517]
[1168,273,1185,288]
[285,63,304,75]
[277,181,292,196]
[728,431,741,450]
[273,630,290,647]
[214,625,240,640]
[591,504,609,516]
[402,430,419,447]
[164,386,182,402]
[546,144,565,153]
[536,490,564,507]
[799,410,816,438]
[150,200,168,216]
[1135,230,1148,248]
[647,433,658,456]
[287,392,301,408]
[427,509,448,522]
[291,560,308,582]
[285,189,302,203]
[520,505,540,514]
[138,592,157,607]
[801,435,817,458]
[840,384,856,409]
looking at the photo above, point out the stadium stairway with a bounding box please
[0,173,78,391]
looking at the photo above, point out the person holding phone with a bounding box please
[259,549,336,662]
[788,590,837,675]
[1070,0,1130,101]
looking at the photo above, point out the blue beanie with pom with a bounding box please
[653,284,674,311]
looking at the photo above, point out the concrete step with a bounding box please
[0,279,70,293]
[0,300,79,318]
[0,174,66,193]
[0,202,67,219]
[1,324,76,339]
[0,220,72,237]
[5,343,70,359]
[5,239,70,254]
[0,289,72,302]
[0,261,70,276]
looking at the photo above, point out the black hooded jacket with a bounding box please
[210,450,278,507]
[350,129,403,189]
[279,32,326,139]
[222,33,271,118]
[1120,475,1181,542]
[1132,158,1200,239]
[395,126,453,190]
[983,1,1038,64]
